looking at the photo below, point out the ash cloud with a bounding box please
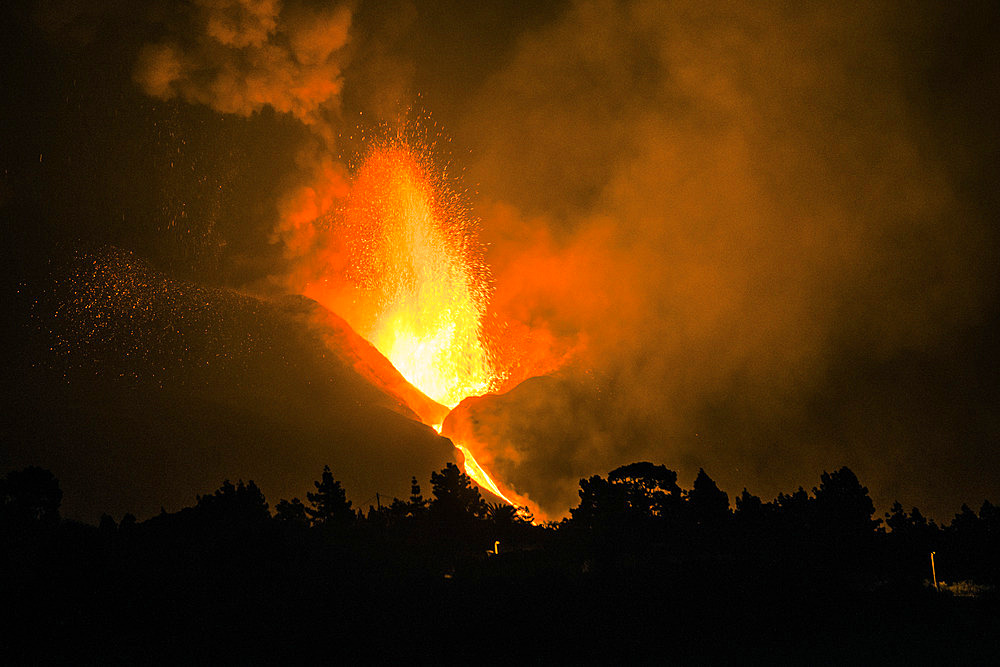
[446,0,1000,519]
[130,0,360,275]
[133,0,352,146]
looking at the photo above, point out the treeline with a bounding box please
[2,462,998,662]
[4,461,997,584]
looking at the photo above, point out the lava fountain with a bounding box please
[305,136,518,506]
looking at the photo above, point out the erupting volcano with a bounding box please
[303,137,520,508]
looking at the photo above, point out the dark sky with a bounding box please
[3,0,999,522]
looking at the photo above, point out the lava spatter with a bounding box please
[304,137,527,508]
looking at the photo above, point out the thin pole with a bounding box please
[930,551,939,591]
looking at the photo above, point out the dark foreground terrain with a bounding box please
[3,463,998,664]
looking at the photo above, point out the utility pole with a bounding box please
[930,551,939,591]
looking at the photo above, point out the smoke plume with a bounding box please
[133,0,351,145]
[444,0,1000,518]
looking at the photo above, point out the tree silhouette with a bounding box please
[195,479,270,526]
[885,501,937,538]
[688,468,731,526]
[980,499,999,526]
[275,497,308,526]
[306,466,354,528]
[978,500,1000,581]
[378,476,431,527]
[885,501,908,534]
[571,474,630,530]
[572,473,614,517]
[429,462,487,523]
[735,488,764,520]
[883,501,943,581]
[486,502,517,526]
[950,503,982,536]
[571,462,683,527]
[609,462,682,517]
[408,475,428,517]
[385,497,410,525]
[812,467,878,536]
[98,513,117,535]
[774,486,812,532]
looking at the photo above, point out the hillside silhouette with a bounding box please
[5,247,454,521]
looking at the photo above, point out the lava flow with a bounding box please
[305,136,518,506]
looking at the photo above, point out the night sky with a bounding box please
[3,0,999,522]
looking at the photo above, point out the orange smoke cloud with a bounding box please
[134,0,351,143]
[274,147,351,259]
[443,0,1000,518]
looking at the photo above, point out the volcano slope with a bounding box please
[3,247,455,522]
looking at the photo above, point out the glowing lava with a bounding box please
[454,443,515,506]
[308,137,514,504]
[340,142,495,408]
